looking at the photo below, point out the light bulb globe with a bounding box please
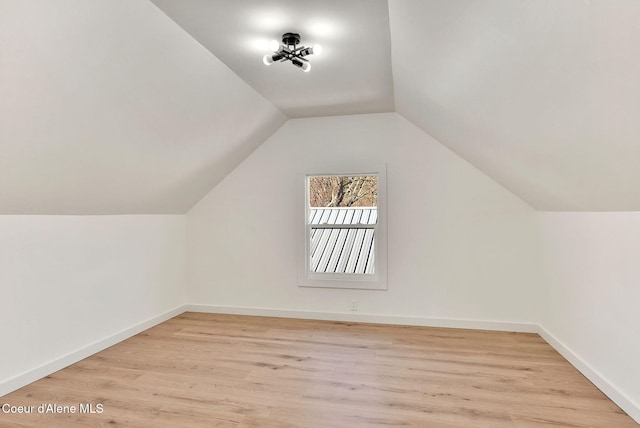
[268,39,281,52]
[313,44,323,56]
[263,54,273,66]
[302,61,311,72]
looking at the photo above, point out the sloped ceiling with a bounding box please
[390,0,640,211]
[2,0,639,213]
[0,0,285,214]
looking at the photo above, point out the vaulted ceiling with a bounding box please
[2,0,639,213]
[390,0,640,211]
[0,0,285,214]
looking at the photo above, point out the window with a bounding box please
[299,168,387,290]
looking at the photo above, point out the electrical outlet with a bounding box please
[349,299,358,311]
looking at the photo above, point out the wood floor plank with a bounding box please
[1,313,637,427]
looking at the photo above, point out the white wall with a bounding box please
[0,215,185,392]
[538,212,640,419]
[187,113,541,325]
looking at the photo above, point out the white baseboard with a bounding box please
[0,305,185,398]
[537,325,640,424]
[184,304,539,333]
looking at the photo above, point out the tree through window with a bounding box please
[308,176,377,208]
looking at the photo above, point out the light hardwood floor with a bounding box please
[1,312,637,427]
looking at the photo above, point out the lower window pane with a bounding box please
[310,228,375,274]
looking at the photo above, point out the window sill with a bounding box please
[298,274,387,290]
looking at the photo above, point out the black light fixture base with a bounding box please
[282,32,301,47]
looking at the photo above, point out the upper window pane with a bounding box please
[308,176,377,208]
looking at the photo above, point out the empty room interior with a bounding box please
[1,0,640,426]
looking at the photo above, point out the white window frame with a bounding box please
[298,165,387,290]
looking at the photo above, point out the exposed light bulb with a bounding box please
[268,39,281,52]
[292,57,311,72]
[298,45,321,57]
[263,53,284,65]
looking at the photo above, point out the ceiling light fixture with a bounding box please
[262,32,322,73]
